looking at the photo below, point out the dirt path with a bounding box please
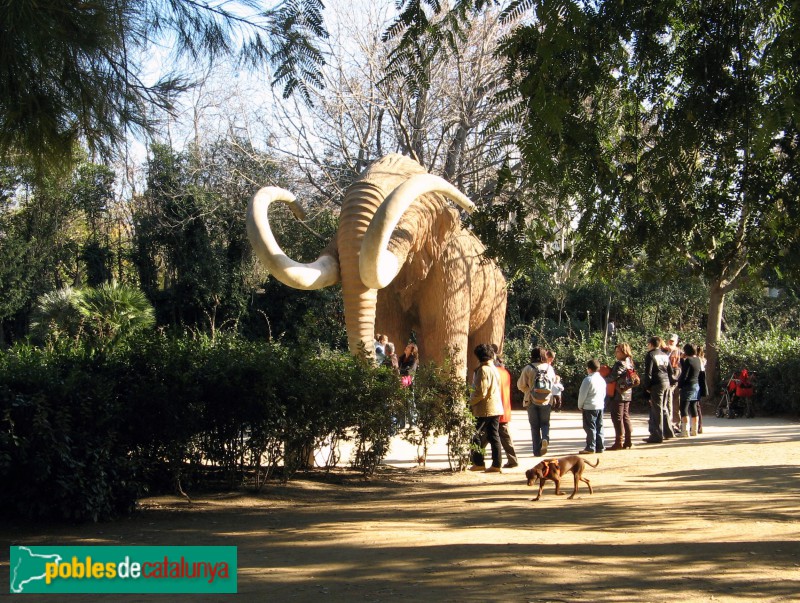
[3,410,800,602]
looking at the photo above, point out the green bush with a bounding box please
[0,334,416,521]
[0,344,138,521]
[718,330,800,415]
[401,356,472,470]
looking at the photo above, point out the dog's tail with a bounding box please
[586,458,600,468]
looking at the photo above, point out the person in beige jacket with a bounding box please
[469,343,504,473]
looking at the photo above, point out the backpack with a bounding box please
[619,367,640,392]
[599,365,616,397]
[532,365,553,404]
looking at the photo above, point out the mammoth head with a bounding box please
[358,174,475,290]
[246,154,475,357]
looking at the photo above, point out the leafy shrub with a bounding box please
[0,334,415,521]
[718,330,800,415]
[401,356,472,470]
[0,344,138,521]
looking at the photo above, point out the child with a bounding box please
[577,359,606,454]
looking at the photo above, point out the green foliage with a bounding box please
[31,282,155,351]
[718,330,800,415]
[0,335,420,521]
[74,281,156,349]
[0,154,125,341]
[494,0,800,282]
[29,287,83,343]
[0,344,137,521]
[401,356,473,470]
[133,140,345,344]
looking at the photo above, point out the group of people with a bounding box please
[374,333,419,386]
[465,333,709,472]
[641,333,708,444]
[375,334,420,427]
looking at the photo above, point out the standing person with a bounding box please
[490,344,518,468]
[398,343,419,386]
[678,344,703,437]
[696,345,708,434]
[398,343,419,426]
[578,359,606,454]
[607,320,617,345]
[605,343,636,450]
[641,336,672,444]
[374,334,387,364]
[545,350,563,412]
[468,344,504,473]
[663,334,682,436]
[517,347,556,457]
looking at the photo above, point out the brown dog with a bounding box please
[525,455,599,501]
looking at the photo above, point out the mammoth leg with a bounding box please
[467,322,500,378]
[416,260,471,379]
[467,286,507,371]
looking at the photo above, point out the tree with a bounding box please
[494,0,800,388]
[0,0,327,172]
[0,153,131,342]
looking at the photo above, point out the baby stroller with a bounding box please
[715,369,755,419]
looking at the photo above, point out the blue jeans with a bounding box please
[582,409,605,452]
[527,403,551,456]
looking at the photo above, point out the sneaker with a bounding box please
[503,462,518,469]
[540,440,549,455]
[641,438,663,444]
[578,449,594,455]
[485,466,502,473]
[469,465,486,472]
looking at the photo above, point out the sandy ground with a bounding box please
[3,408,800,602]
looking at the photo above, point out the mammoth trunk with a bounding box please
[338,182,386,359]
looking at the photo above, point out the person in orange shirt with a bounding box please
[491,344,518,468]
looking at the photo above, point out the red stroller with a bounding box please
[715,369,755,419]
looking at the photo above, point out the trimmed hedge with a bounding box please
[0,335,412,521]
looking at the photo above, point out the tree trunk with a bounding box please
[704,281,726,397]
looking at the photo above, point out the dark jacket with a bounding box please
[399,354,418,377]
[678,356,703,388]
[642,347,670,391]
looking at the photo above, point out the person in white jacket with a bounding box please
[577,359,606,454]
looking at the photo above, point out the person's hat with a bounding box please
[668,333,678,343]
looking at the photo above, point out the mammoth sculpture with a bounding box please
[246,153,507,379]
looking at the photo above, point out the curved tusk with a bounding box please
[247,186,339,290]
[359,174,474,290]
